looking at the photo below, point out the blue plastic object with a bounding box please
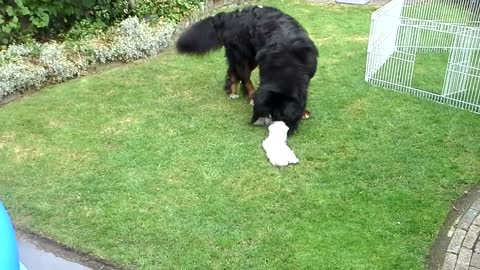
[0,202,20,270]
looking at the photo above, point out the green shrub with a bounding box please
[0,0,131,45]
[135,0,202,22]
[0,0,204,46]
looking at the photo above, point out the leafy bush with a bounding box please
[0,43,32,64]
[0,0,132,45]
[0,0,202,45]
[39,43,88,81]
[135,0,202,22]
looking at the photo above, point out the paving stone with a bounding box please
[463,225,480,249]
[451,217,462,237]
[471,198,480,211]
[469,267,480,270]
[460,209,480,230]
[18,238,93,270]
[473,215,480,227]
[443,253,458,270]
[471,252,480,268]
[449,229,468,254]
[456,247,473,270]
[459,209,479,230]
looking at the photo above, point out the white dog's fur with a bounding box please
[262,121,299,166]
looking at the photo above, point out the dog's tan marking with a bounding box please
[228,71,239,97]
[303,110,311,120]
[243,64,256,104]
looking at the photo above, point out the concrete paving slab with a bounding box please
[336,0,370,5]
[17,238,92,270]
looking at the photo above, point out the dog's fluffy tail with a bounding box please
[176,16,223,54]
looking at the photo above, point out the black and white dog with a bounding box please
[176,5,318,136]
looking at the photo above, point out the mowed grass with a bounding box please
[412,52,450,94]
[1,1,480,269]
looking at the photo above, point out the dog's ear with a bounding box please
[255,43,283,64]
[290,38,319,62]
[290,38,319,77]
[255,48,267,63]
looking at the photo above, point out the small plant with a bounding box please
[0,62,47,98]
[94,16,175,63]
[39,43,86,82]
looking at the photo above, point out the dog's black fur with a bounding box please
[176,6,318,135]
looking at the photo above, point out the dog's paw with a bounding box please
[253,116,273,126]
[253,117,267,126]
[302,110,311,120]
[264,117,273,126]
[229,94,239,99]
[249,99,254,106]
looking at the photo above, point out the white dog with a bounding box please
[262,121,299,166]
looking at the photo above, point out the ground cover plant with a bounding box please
[0,0,479,269]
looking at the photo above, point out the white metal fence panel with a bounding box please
[366,0,403,80]
[366,0,480,113]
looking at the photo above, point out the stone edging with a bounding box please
[427,187,480,270]
[16,228,121,270]
[441,196,480,270]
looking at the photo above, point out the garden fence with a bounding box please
[366,0,480,113]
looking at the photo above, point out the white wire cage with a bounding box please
[366,0,480,113]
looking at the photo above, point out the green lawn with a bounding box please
[1,1,480,269]
[412,52,449,94]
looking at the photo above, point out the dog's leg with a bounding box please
[224,69,240,99]
[245,80,255,105]
[239,65,256,105]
